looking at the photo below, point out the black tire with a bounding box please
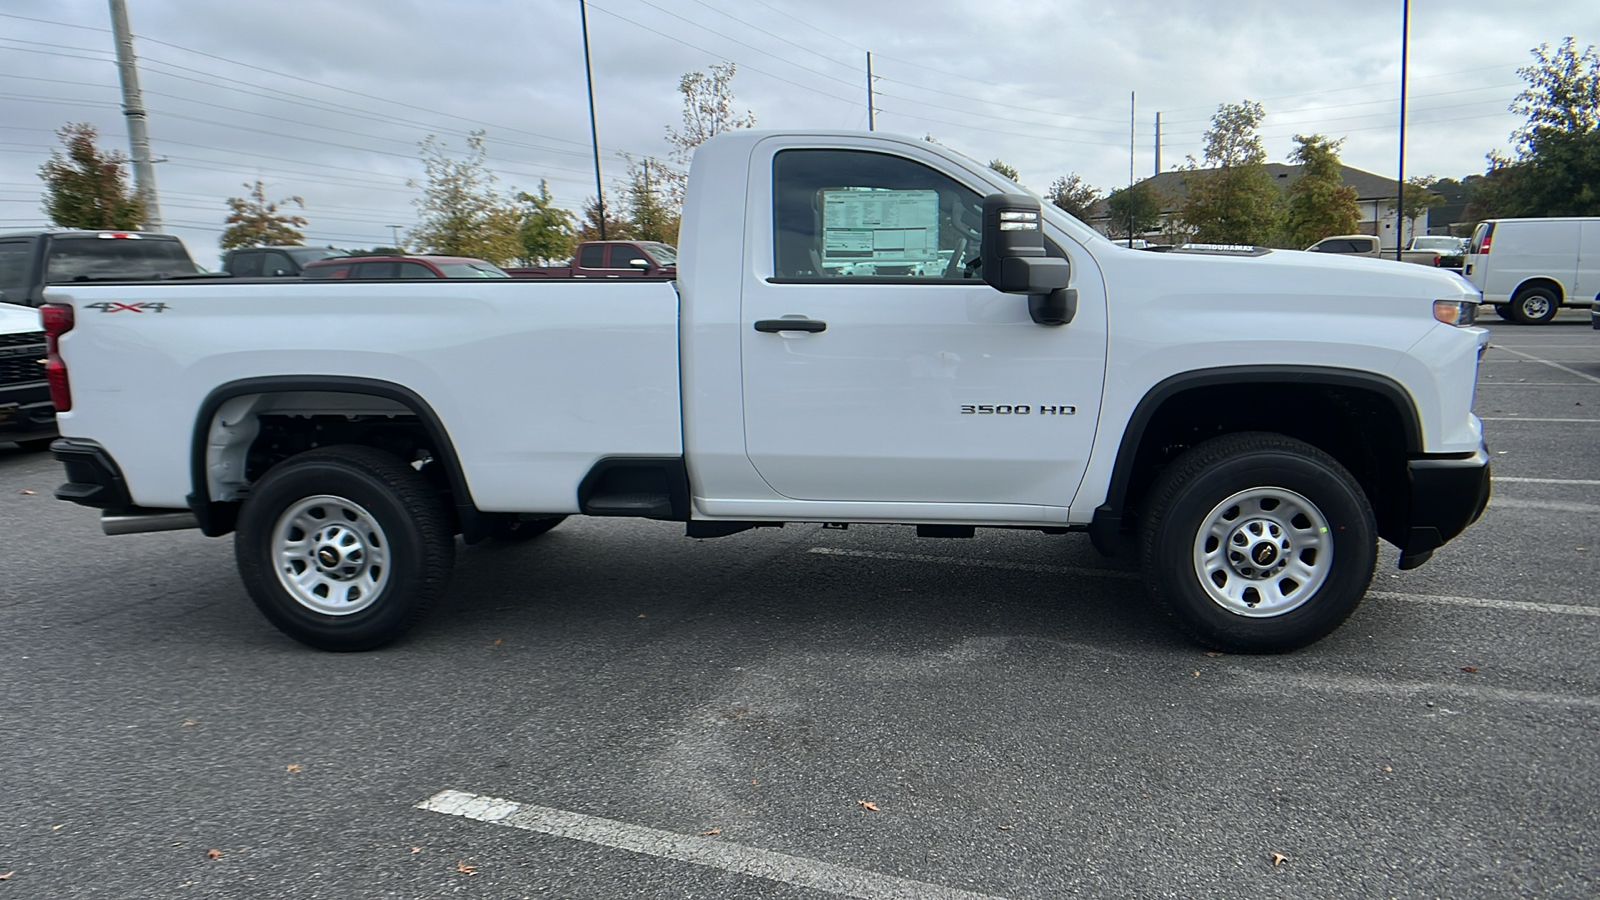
[15,437,54,453]
[490,514,567,542]
[1492,304,1513,321]
[234,445,454,651]
[1507,286,1559,325]
[1139,432,1376,653]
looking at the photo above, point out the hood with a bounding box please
[0,302,43,335]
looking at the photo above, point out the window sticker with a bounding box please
[820,188,941,275]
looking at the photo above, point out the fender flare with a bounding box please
[1088,365,1423,553]
[187,375,484,538]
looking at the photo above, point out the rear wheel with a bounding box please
[1492,304,1513,321]
[1139,432,1376,653]
[1508,286,1559,325]
[234,445,454,651]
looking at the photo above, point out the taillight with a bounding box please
[41,302,73,412]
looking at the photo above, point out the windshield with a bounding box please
[45,237,197,282]
[641,243,677,265]
[435,262,511,278]
[1411,237,1463,251]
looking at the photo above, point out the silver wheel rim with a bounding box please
[1192,487,1332,617]
[1522,294,1551,317]
[272,494,390,616]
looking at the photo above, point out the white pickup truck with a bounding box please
[42,131,1491,654]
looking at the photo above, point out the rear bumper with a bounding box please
[51,437,134,509]
[1397,446,1491,569]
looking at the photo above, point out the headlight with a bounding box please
[1433,299,1478,326]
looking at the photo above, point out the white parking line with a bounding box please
[1488,497,1600,514]
[416,790,1011,900]
[1480,417,1600,423]
[1490,345,1600,385]
[1232,671,1600,711]
[1494,476,1600,485]
[808,548,1599,618]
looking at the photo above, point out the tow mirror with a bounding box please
[980,193,1076,325]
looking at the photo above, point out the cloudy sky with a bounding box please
[2,0,1596,266]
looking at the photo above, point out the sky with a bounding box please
[1,0,1597,267]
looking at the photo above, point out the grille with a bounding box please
[0,332,46,388]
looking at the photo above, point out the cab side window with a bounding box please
[579,244,606,269]
[230,250,263,277]
[772,149,985,282]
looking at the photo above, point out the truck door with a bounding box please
[739,143,1106,507]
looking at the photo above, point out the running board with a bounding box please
[102,508,200,535]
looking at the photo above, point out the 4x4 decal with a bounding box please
[85,301,168,313]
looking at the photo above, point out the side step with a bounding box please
[102,507,200,536]
[584,492,675,517]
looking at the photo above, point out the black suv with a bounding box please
[221,246,346,277]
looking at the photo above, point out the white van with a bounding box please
[1465,218,1600,324]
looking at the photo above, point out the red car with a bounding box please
[301,255,511,279]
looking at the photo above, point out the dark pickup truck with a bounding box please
[505,240,676,278]
[220,245,346,277]
[0,230,199,307]
[0,230,198,449]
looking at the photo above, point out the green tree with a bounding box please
[575,196,632,243]
[513,180,576,265]
[1104,182,1164,241]
[621,155,680,245]
[1178,101,1282,245]
[663,62,756,207]
[987,159,1020,182]
[1390,175,1445,244]
[1478,38,1600,217]
[220,181,308,249]
[1282,134,1359,248]
[38,122,144,230]
[408,131,521,264]
[1046,173,1101,220]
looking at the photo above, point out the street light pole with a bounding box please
[580,0,606,241]
[1396,0,1409,261]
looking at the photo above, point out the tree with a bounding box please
[1477,38,1600,217]
[513,180,576,265]
[1390,176,1445,245]
[220,181,308,249]
[987,159,1020,182]
[1282,134,1359,248]
[1177,101,1282,245]
[38,122,144,230]
[408,131,521,265]
[620,155,680,245]
[575,196,632,243]
[1104,182,1164,241]
[663,62,756,206]
[1046,173,1101,220]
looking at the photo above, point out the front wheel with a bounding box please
[234,445,455,651]
[1139,433,1376,653]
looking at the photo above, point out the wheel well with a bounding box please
[1108,381,1413,548]
[190,382,485,539]
[1512,278,1564,303]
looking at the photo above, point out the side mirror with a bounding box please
[628,258,651,270]
[980,193,1075,325]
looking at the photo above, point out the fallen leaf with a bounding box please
[51,824,64,831]
[1192,669,1201,677]
[206,849,223,860]
[285,763,302,773]
[1204,651,1224,658]
[20,490,35,495]
[1271,852,1288,866]
[0,871,13,880]
[997,824,1013,831]
[410,846,421,854]
[492,638,502,646]
[857,800,879,812]
[456,860,477,876]
[1460,666,1478,674]
[750,779,758,785]
[1384,766,1393,773]
[700,828,722,836]
[637,614,647,618]
[182,719,197,727]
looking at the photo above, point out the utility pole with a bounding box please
[1396,0,1409,260]
[389,225,402,250]
[579,0,606,241]
[108,0,162,232]
[866,52,875,131]
[1127,91,1136,247]
[1154,111,1162,176]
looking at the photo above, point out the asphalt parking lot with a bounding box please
[2,312,1596,899]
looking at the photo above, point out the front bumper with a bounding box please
[1397,446,1491,569]
[0,382,57,444]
